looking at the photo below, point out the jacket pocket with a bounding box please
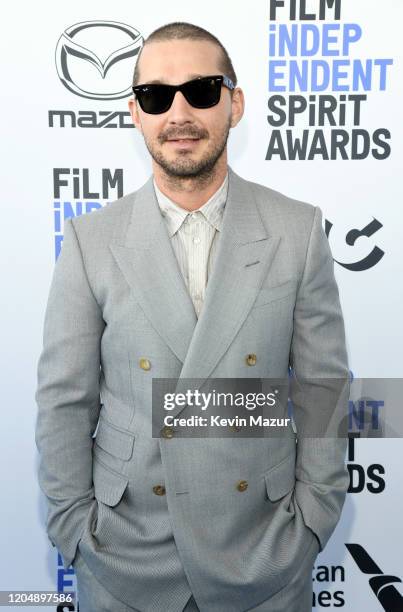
[94,415,135,460]
[264,452,296,501]
[93,455,129,507]
[252,279,297,309]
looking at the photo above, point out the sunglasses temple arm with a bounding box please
[223,75,235,90]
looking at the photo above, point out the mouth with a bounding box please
[167,137,200,142]
[165,137,201,149]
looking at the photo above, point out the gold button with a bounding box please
[161,426,174,439]
[246,353,257,366]
[236,480,248,492]
[152,484,166,496]
[139,358,151,370]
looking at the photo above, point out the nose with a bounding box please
[166,90,195,123]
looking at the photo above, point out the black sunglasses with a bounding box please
[132,74,235,114]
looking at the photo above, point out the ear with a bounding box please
[230,87,245,128]
[128,97,143,133]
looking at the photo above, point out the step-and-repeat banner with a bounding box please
[1,0,402,610]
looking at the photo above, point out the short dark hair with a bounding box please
[132,21,237,88]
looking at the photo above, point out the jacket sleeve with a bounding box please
[289,205,350,552]
[35,217,105,570]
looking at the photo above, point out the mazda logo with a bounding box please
[55,20,143,100]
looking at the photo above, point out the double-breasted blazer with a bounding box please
[35,166,349,612]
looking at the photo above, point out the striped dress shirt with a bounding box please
[153,173,229,318]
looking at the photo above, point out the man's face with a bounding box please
[128,39,244,178]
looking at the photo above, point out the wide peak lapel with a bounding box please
[172,167,281,413]
[109,175,197,363]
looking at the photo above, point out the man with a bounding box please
[35,21,349,612]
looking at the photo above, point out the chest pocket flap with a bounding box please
[253,279,297,309]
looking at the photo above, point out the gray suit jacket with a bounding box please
[35,166,349,612]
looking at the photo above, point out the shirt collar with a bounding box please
[153,173,228,238]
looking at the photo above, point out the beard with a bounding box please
[142,116,232,180]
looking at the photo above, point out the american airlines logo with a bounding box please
[346,544,403,610]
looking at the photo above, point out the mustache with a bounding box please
[159,126,209,143]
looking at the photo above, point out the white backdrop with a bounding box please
[1,0,402,610]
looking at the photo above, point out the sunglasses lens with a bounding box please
[136,85,175,114]
[134,77,223,114]
[184,77,222,108]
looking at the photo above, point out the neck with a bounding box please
[152,155,228,212]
